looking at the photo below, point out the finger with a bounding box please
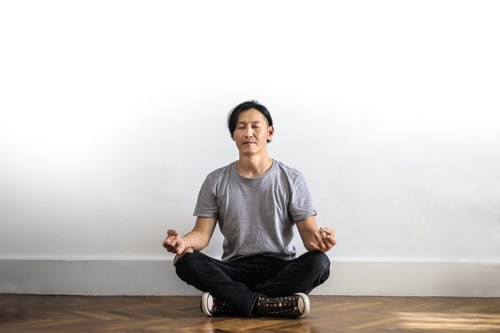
[309,241,321,251]
[317,230,335,251]
[163,236,174,248]
[169,236,180,249]
[319,228,336,245]
[167,229,179,237]
[320,227,333,237]
[322,233,334,244]
[162,237,172,248]
[166,234,178,242]
[174,239,185,255]
[314,231,327,251]
[164,230,178,248]
[164,235,180,251]
[325,231,336,246]
[167,234,180,243]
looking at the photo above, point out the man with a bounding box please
[163,100,336,318]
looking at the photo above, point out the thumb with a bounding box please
[167,229,179,237]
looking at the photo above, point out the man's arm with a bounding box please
[296,216,336,252]
[163,216,217,256]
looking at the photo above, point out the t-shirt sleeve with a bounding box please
[289,172,317,221]
[193,176,219,218]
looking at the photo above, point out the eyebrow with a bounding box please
[237,120,263,125]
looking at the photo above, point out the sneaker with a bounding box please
[200,292,238,316]
[254,293,310,318]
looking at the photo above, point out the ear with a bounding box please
[267,125,275,141]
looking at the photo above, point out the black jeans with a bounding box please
[174,250,331,316]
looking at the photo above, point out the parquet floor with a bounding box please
[0,295,499,332]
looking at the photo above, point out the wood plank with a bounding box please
[0,295,499,332]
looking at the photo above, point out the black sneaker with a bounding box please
[254,293,310,318]
[200,292,238,316]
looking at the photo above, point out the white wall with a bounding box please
[1,0,499,295]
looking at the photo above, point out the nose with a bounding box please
[243,126,253,138]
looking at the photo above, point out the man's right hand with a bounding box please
[162,229,186,255]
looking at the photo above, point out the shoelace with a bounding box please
[256,296,301,317]
[212,298,238,315]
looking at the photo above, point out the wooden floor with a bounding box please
[1,295,499,332]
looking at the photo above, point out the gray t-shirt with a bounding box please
[193,160,316,261]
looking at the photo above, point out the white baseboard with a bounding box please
[1,259,499,297]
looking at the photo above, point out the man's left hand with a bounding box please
[310,227,336,252]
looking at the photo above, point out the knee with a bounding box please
[298,251,331,291]
[311,251,330,274]
[174,252,198,280]
[309,252,331,286]
[298,250,330,270]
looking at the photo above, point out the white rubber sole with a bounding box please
[201,292,214,316]
[294,292,310,318]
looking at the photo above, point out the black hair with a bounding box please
[227,100,274,142]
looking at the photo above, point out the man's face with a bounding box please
[232,108,274,156]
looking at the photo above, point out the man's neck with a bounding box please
[236,155,273,178]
